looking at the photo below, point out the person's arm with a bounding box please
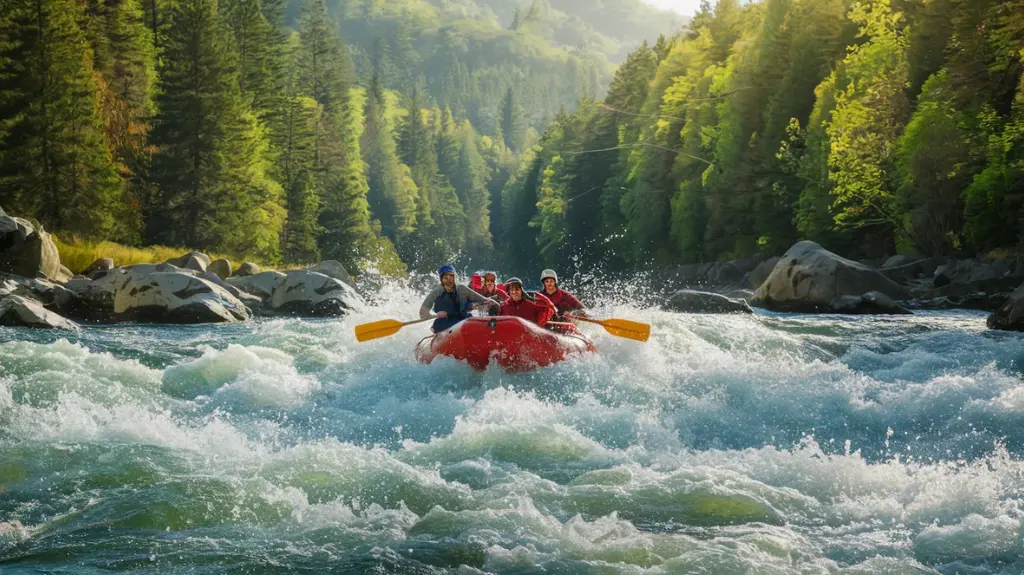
[562,291,584,311]
[535,293,556,325]
[420,286,441,319]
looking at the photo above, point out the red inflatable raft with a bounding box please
[414,316,597,372]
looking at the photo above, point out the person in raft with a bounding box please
[539,269,586,321]
[420,264,499,332]
[498,277,556,327]
[475,271,509,303]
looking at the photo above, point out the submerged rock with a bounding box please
[752,241,912,314]
[666,289,753,314]
[987,282,1024,331]
[0,294,78,329]
[114,271,250,323]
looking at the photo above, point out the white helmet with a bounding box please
[540,269,558,284]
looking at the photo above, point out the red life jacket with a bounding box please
[499,295,553,326]
[542,288,583,313]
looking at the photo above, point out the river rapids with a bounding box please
[1,276,1023,574]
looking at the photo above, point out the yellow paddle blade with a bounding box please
[597,318,650,342]
[354,319,406,342]
[569,315,650,342]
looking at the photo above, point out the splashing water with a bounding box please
[1,274,1023,574]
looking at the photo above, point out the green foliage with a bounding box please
[0,0,124,240]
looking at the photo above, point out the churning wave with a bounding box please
[1,275,1023,573]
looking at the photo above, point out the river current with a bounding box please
[1,276,1023,574]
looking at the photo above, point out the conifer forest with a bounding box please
[2,0,1023,275]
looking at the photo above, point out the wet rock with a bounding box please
[114,271,249,323]
[0,295,78,330]
[752,241,912,314]
[165,251,210,272]
[269,270,362,316]
[881,256,947,285]
[0,213,65,282]
[235,262,260,276]
[666,289,753,314]
[831,291,911,315]
[199,271,263,312]
[987,282,1024,331]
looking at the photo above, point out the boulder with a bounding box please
[881,256,947,285]
[666,290,753,314]
[208,258,232,279]
[882,254,926,269]
[751,241,912,314]
[84,258,115,275]
[831,291,911,315]
[987,282,1024,331]
[269,270,361,316]
[165,251,210,272]
[0,295,78,330]
[0,274,79,313]
[235,262,261,276]
[725,289,755,302]
[199,271,263,312]
[309,260,355,288]
[748,257,781,290]
[114,271,250,324]
[0,213,65,282]
[226,270,286,300]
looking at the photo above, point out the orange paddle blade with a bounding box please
[569,316,650,342]
[354,319,407,342]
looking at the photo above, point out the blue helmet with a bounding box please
[438,264,456,279]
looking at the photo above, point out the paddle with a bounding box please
[565,314,651,342]
[355,315,434,342]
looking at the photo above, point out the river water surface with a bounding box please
[1,279,1023,574]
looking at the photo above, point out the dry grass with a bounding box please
[53,237,243,274]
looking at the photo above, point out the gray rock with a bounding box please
[831,291,912,315]
[748,257,781,290]
[226,271,286,300]
[666,290,753,314]
[752,241,912,314]
[208,258,232,279]
[881,256,947,285]
[0,295,78,330]
[269,270,362,316]
[235,262,261,276]
[165,251,211,272]
[309,260,355,288]
[84,258,115,275]
[0,213,65,282]
[988,282,1024,331]
[114,271,250,324]
[725,289,755,302]
[882,254,926,269]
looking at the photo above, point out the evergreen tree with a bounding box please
[147,0,284,260]
[0,0,123,240]
[499,87,525,152]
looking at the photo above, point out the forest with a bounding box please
[1,0,1023,278]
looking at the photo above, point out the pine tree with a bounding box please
[362,73,417,241]
[147,0,284,260]
[499,86,525,152]
[0,0,123,240]
[453,121,493,259]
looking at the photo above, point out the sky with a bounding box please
[642,0,703,16]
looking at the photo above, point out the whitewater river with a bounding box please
[2,279,1023,574]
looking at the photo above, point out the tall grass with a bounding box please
[53,237,239,274]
